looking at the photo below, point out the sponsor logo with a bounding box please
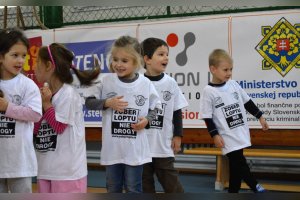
[166,32,196,66]
[255,17,300,77]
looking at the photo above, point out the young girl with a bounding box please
[0,28,42,193]
[33,43,100,193]
[85,36,161,193]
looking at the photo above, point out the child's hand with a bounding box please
[259,117,269,131]
[40,83,52,111]
[105,96,128,112]
[172,136,182,154]
[40,85,52,103]
[213,135,225,148]
[0,97,8,112]
[131,117,148,131]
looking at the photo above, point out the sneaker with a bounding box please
[255,184,267,193]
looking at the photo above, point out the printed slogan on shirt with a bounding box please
[0,112,16,138]
[112,108,139,138]
[222,103,245,129]
[150,103,166,129]
[35,122,57,151]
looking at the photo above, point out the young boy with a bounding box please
[141,37,188,193]
[200,49,269,193]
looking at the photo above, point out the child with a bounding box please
[199,49,269,193]
[141,38,188,193]
[85,36,161,193]
[0,28,42,193]
[33,43,100,193]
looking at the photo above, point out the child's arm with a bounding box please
[131,117,148,131]
[131,107,159,131]
[204,118,225,148]
[244,99,269,131]
[85,97,106,110]
[104,96,128,112]
[40,85,67,134]
[259,116,269,131]
[244,99,263,119]
[43,107,68,134]
[172,109,183,153]
[172,136,182,154]
[85,95,128,112]
[213,135,225,148]
[0,97,41,122]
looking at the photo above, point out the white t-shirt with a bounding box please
[98,73,161,166]
[200,80,251,155]
[35,84,87,180]
[146,74,188,157]
[0,74,42,178]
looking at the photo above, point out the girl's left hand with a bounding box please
[40,85,53,111]
[40,86,52,102]
[131,117,148,131]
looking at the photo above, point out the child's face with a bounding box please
[111,48,136,79]
[34,56,51,84]
[0,42,27,80]
[210,60,233,84]
[144,45,168,75]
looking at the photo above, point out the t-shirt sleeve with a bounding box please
[84,80,103,99]
[199,86,214,119]
[173,80,188,111]
[148,81,162,110]
[54,87,81,126]
[23,79,42,115]
[233,80,250,104]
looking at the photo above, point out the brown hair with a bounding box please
[209,49,233,67]
[0,28,29,57]
[141,37,168,69]
[38,43,100,85]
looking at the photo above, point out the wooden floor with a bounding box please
[32,184,107,193]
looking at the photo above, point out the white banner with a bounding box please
[231,10,300,128]
[23,9,300,129]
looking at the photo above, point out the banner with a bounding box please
[23,9,300,129]
[231,10,300,128]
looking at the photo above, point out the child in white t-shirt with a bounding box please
[200,49,269,193]
[141,37,188,193]
[0,28,42,193]
[33,43,100,193]
[85,36,161,193]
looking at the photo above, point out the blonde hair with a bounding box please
[109,36,143,72]
[209,49,233,67]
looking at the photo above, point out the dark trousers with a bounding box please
[226,149,258,193]
[142,157,184,193]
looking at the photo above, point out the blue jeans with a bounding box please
[105,164,143,193]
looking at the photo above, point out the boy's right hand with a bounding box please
[105,96,128,112]
[213,135,225,148]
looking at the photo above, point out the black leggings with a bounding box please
[226,149,258,193]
